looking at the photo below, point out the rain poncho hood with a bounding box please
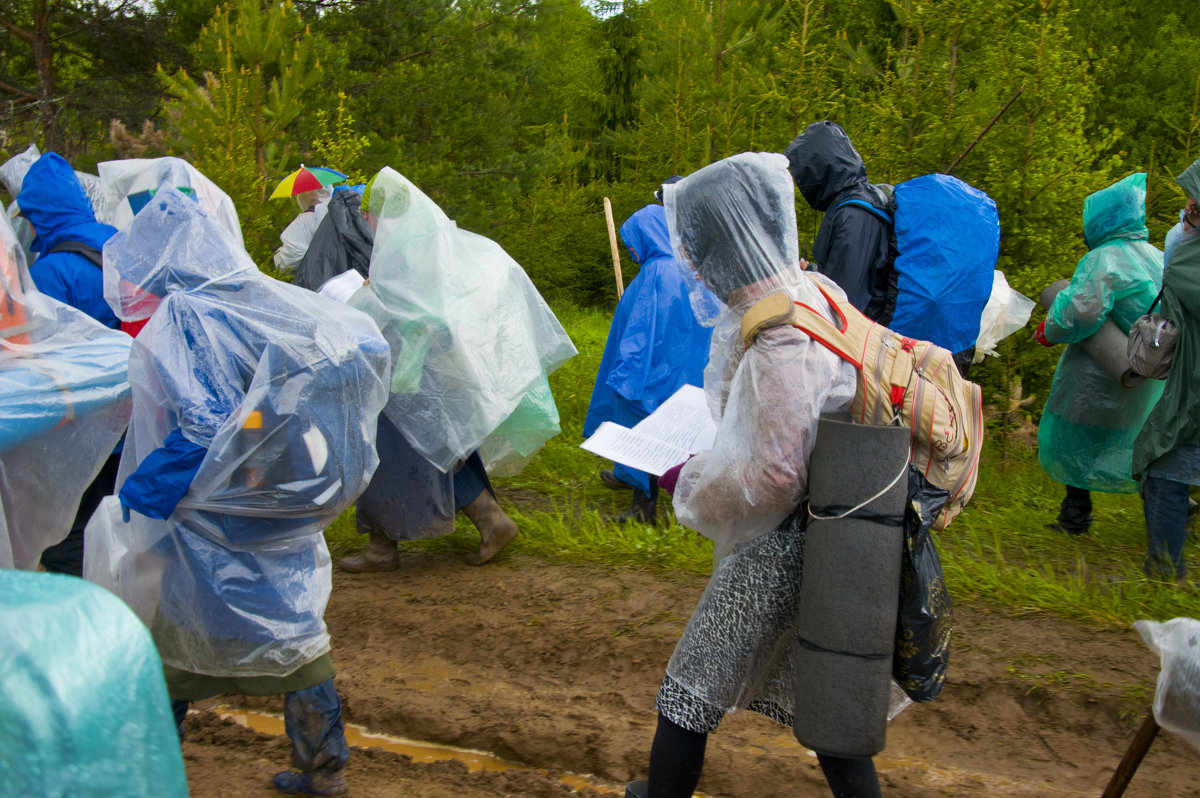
[351,167,576,474]
[1038,173,1164,492]
[784,120,870,212]
[662,153,857,546]
[582,203,714,495]
[89,188,389,676]
[98,156,243,248]
[1133,158,1200,476]
[17,152,116,257]
[0,211,131,570]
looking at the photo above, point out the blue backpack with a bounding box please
[839,173,999,354]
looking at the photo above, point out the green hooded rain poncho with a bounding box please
[1132,159,1200,480]
[1037,172,1164,493]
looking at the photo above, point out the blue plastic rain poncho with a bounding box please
[86,188,389,677]
[350,167,576,474]
[0,570,187,798]
[1038,173,1165,493]
[17,153,120,328]
[0,211,131,570]
[583,203,714,494]
[97,156,244,248]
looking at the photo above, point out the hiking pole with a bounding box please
[944,85,1026,175]
[603,197,625,299]
[1100,712,1160,798]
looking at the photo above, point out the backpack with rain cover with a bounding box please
[839,173,999,354]
[741,274,984,531]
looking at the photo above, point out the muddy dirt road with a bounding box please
[182,548,1196,797]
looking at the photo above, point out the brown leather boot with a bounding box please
[460,490,518,566]
[339,530,398,572]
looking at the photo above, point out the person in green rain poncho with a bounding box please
[1034,173,1164,536]
[1132,157,1200,581]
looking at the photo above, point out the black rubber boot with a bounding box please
[624,780,650,798]
[613,484,658,525]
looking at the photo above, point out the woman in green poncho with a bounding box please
[1034,173,1164,535]
[1132,158,1200,581]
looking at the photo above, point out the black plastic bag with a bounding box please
[893,466,954,702]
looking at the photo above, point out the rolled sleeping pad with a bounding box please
[793,416,908,758]
[1038,279,1134,384]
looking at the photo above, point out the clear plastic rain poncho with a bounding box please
[97,156,244,248]
[351,167,576,474]
[0,570,188,797]
[88,188,389,677]
[662,153,857,548]
[1038,173,1165,493]
[1135,618,1200,751]
[0,211,131,570]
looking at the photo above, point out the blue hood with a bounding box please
[18,153,116,254]
[619,204,673,266]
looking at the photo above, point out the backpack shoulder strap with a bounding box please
[47,240,103,268]
[740,274,874,368]
[836,198,892,225]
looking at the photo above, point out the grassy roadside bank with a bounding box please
[325,302,1198,629]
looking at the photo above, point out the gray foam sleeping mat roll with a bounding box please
[793,416,909,758]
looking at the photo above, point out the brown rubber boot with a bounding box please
[339,530,398,572]
[460,491,518,566]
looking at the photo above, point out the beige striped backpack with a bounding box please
[741,274,983,530]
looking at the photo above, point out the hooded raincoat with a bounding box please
[1038,173,1164,493]
[350,167,576,475]
[17,153,120,328]
[0,212,131,570]
[90,188,389,677]
[1133,159,1200,481]
[784,121,896,323]
[657,153,858,723]
[583,203,714,494]
[98,157,244,249]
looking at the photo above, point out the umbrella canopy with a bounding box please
[270,165,347,199]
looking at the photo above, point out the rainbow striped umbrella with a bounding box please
[269,165,347,199]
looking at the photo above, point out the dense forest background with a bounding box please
[2,0,1198,417]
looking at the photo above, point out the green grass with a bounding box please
[326,300,1199,629]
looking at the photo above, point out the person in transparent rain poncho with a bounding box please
[98,155,244,248]
[92,188,390,796]
[1034,173,1164,538]
[623,154,889,798]
[341,167,576,570]
[0,208,131,572]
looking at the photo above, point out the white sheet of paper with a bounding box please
[580,384,717,476]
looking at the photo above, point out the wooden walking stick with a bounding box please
[1100,712,1160,798]
[603,196,625,299]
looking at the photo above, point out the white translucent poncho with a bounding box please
[97,156,244,248]
[88,188,390,676]
[0,212,132,570]
[662,153,857,548]
[350,167,577,473]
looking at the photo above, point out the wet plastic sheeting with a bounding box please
[0,570,187,797]
[1135,618,1200,751]
[793,417,907,758]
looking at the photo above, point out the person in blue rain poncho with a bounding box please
[1034,173,1164,536]
[91,187,390,796]
[17,152,119,328]
[15,151,125,576]
[584,196,714,524]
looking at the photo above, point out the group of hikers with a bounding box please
[0,118,1196,798]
